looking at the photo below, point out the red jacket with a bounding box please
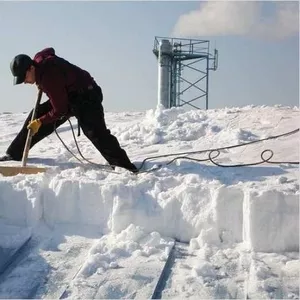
[34,48,96,124]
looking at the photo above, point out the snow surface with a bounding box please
[0,104,299,299]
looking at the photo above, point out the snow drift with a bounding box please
[0,104,299,299]
[0,105,298,252]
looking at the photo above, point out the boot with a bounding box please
[126,163,139,174]
[0,154,16,162]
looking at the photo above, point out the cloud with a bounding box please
[172,1,299,40]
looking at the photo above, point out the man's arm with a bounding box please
[38,64,69,124]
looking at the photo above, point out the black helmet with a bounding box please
[10,54,33,85]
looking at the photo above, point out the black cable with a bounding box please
[138,128,299,170]
[54,120,117,173]
[54,119,299,173]
[208,149,299,167]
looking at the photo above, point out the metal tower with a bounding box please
[153,36,218,110]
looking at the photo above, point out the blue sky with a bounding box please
[0,1,298,114]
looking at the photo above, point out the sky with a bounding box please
[0,1,298,114]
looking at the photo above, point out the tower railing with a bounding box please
[153,36,218,110]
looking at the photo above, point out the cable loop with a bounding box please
[54,120,299,174]
[261,149,274,163]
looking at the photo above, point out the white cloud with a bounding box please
[172,1,299,40]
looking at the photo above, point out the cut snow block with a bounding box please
[43,179,107,227]
[0,183,29,226]
[214,186,244,243]
[0,182,42,227]
[243,190,299,252]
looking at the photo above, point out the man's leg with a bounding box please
[3,100,67,161]
[78,106,137,171]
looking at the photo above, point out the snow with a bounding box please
[0,104,299,299]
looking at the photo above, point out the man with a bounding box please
[0,47,138,173]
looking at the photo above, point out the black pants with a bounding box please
[6,87,136,171]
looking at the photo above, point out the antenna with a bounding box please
[153,36,218,110]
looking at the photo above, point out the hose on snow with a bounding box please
[54,120,299,174]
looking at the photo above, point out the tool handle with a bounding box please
[21,88,43,167]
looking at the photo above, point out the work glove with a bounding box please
[27,119,42,135]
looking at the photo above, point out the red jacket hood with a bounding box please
[33,47,56,63]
